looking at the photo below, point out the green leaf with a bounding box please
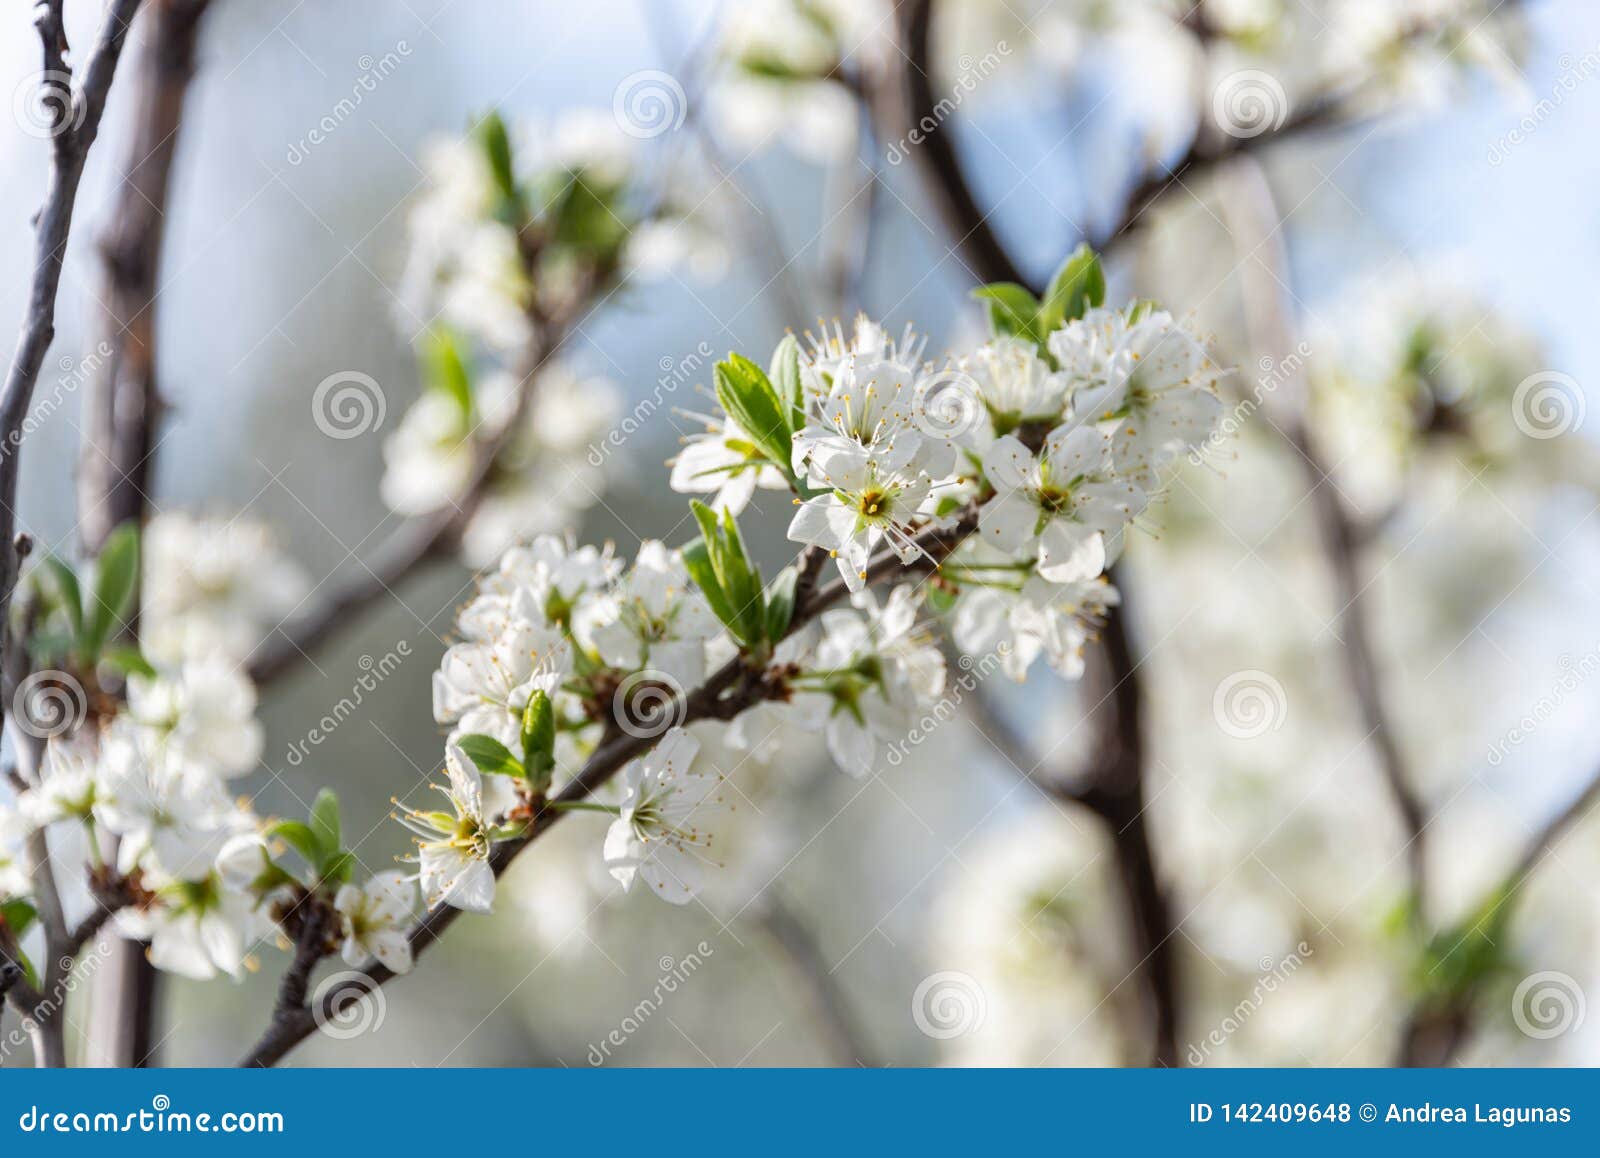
[768,333,805,434]
[763,565,799,643]
[100,645,156,679]
[718,506,765,645]
[82,521,139,659]
[39,557,82,639]
[320,850,356,886]
[713,355,794,482]
[0,898,37,938]
[683,535,739,638]
[456,733,524,779]
[477,111,517,204]
[424,329,474,419]
[520,690,556,786]
[1039,244,1105,332]
[266,820,322,868]
[972,283,1043,344]
[309,789,342,863]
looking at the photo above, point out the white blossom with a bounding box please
[788,449,935,592]
[604,727,728,904]
[575,540,719,687]
[126,658,264,779]
[397,743,499,913]
[334,870,415,973]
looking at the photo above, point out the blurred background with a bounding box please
[4,0,1600,1066]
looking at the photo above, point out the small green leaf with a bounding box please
[719,506,765,645]
[309,790,342,865]
[40,557,82,639]
[763,565,799,643]
[424,329,474,419]
[768,333,805,434]
[477,111,517,204]
[82,521,140,659]
[266,819,322,867]
[320,850,356,886]
[457,733,524,778]
[972,283,1043,344]
[713,355,794,483]
[521,690,556,786]
[1039,244,1105,332]
[683,535,738,638]
[0,898,38,938]
[100,645,156,679]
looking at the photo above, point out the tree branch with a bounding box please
[239,508,980,1067]
[0,0,146,724]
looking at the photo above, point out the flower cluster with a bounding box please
[408,246,1224,918]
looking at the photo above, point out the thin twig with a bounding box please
[751,888,875,1066]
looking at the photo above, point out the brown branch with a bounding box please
[239,507,980,1067]
[74,0,214,1072]
[246,277,583,687]
[0,0,145,717]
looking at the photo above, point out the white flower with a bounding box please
[794,586,945,776]
[95,725,237,880]
[465,533,619,637]
[577,541,719,687]
[787,450,934,592]
[215,831,277,894]
[397,743,499,913]
[604,727,727,904]
[119,875,263,981]
[793,317,952,485]
[979,425,1145,582]
[1050,307,1223,485]
[20,734,101,827]
[964,336,1070,447]
[126,658,263,779]
[952,571,1120,681]
[334,870,415,973]
[670,411,789,514]
[379,388,477,517]
[433,588,571,751]
[142,512,308,664]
